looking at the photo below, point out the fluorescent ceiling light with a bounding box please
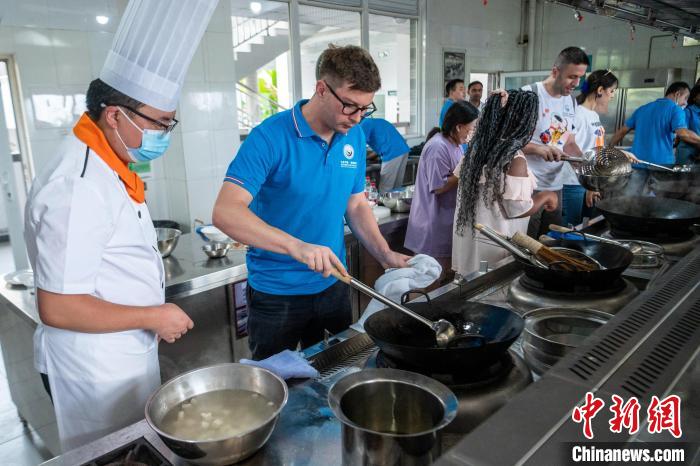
[96,15,109,25]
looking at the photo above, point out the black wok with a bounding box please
[647,164,700,204]
[364,300,523,374]
[597,196,700,238]
[514,239,633,290]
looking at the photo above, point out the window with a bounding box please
[369,14,418,135]
[299,5,361,99]
[231,0,291,134]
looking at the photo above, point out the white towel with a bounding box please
[350,254,442,332]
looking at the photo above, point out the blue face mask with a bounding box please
[116,108,171,162]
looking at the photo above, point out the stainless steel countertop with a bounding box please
[0,214,409,327]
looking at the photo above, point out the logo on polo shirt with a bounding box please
[343,144,354,159]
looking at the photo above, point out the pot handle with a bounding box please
[400,289,432,306]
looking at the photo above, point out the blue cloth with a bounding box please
[225,100,366,295]
[677,104,699,164]
[625,98,687,165]
[439,98,454,128]
[561,184,586,227]
[360,118,409,162]
[240,350,319,380]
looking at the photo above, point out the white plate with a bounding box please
[200,225,231,243]
[4,269,34,288]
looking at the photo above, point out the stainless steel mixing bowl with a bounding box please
[156,228,182,258]
[380,188,414,213]
[145,363,288,465]
[202,242,231,259]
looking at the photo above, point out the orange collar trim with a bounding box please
[73,113,145,203]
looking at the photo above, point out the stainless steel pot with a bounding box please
[145,363,288,465]
[328,368,457,466]
[522,308,612,374]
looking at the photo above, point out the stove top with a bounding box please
[80,437,171,466]
[507,276,639,313]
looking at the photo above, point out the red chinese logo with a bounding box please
[647,395,682,438]
[572,392,605,439]
[572,393,683,439]
[609,395,640,435]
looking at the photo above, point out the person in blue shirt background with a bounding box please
[610,81,700,195]
[360,117,410,193]
[213,45,410,360]
[439,79,465,128]
[677,84,700,164]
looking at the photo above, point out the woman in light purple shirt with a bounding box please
[405,101,479,276]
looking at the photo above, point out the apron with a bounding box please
[42,171,165,452]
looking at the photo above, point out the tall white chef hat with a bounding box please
[100,0,219,112]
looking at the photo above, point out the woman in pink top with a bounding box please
[405,101,479,276]
[453,90,558,277]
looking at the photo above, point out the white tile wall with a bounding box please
[2,0,240,230]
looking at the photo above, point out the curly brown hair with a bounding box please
[315,44,381,92]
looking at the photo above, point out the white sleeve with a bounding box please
[502,198,534,219]
[29,177,113,294]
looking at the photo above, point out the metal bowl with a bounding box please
[576,172,630,193]
[202,242,231,259]
[156,228,182,258]
[380,188,413,213]
[145,363,288,465]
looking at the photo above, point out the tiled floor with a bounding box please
[0,241,54,465]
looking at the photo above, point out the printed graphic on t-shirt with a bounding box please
[592,122,605,148]
[539,112,570,147]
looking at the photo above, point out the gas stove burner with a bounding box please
[519,274,625,296]
[373,350,513,388]
[508,276,639,314]
[80,437,171,466]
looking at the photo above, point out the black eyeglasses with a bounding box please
[323,81,376,118]
[105,103,179,133]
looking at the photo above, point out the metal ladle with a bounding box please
[330,268,480,348]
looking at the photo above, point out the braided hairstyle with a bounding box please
[455,90,539,235]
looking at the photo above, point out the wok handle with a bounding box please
[637,160,675,172]
[329,267,436,331]
[474,224,531,261]
[547,224,624,246]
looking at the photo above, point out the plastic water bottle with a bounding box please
[364,176,371,199]
[368,182,379,205]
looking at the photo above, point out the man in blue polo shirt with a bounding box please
[213,45,410,359]
[360,117,410,193]
[439,79,465,128]
[610,81,700,194]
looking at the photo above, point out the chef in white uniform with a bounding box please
[23,0,218,452]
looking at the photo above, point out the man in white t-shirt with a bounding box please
[522,46,588,237]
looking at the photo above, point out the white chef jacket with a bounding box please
[24,130,165,451]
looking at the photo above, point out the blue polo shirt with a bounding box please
[225,100,366,295]
[360,118,410,162]
[625,98,687,165]
[439,98,454,128]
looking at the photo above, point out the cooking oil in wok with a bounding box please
[160,389,277,441]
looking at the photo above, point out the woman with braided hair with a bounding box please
[452,90,558,277]
[405,100,479,277]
